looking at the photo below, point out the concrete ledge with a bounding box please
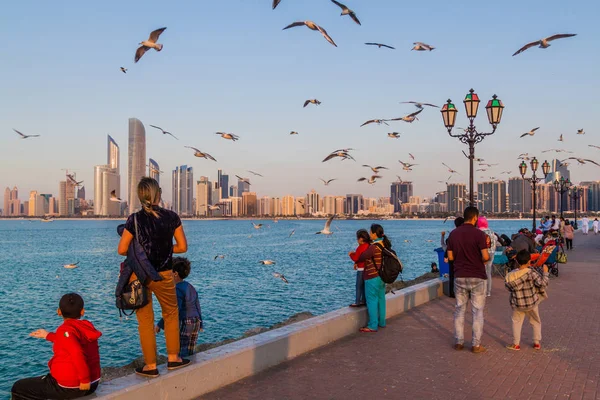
[92,278,445,400]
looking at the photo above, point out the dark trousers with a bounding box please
[448,261,455,298]
[11,374,98,400]
[566,238,573,250]
[355,270,365,305]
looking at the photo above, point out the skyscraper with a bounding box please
[477,181,507,213]
[390,181,413,213]
[545,159,570,184]
[345,194,364,215]
[128,118,146,214]
[172,165,194,216]
[148,158,160,184]
[77,186,86,200]
[108,135,120,171]
[59,180,75,216]
[508,177,532,213]
[281,195,295,216]
[3,187,9,216]
[581,181,600,211]
[237,178,250,197]
[242,192,257,216]
[306,190,320,214]
[94,165,120,216]
[323,195,336,215]
[447,183,467,213]
[217,169,229,200]
[196,177,212,216]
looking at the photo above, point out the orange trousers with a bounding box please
[130,271,180,365]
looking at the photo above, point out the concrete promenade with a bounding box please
[202,233,600,400]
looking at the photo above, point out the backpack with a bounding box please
[374,243,403,284]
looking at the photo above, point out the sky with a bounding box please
[1,0,599,203]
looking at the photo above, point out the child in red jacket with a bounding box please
[11,293,102,400]
[348,229,372,307]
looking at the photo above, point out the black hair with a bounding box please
[516,250,531,266]
[565,220,570,226]
[172,257,192,280]
[59,293,84,319]
[463,206,479,222]
[454,217,464,228]
[430,262,439,272]
[356,229,372,244]
[370,224,392,249]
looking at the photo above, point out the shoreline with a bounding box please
[0,217,545,222]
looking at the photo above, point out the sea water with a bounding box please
[0,218,527,396]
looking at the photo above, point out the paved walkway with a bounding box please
[201,233,600,400]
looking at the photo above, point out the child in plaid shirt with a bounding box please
[155,257,203,357]
[504,250,549,351]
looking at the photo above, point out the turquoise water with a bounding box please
[0,219,527,396]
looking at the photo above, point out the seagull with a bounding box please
[323,150,355,162]
[364,42,395,50]
[320,178,337,186]
[363,165,388,173]
[66,174,83,186]
[517,153,530,159]
[400,101,439,109]
[442,163,460,174]
[149,125,178,140]
[248,170,263,177]
[558,134,564,142]
[512,34,577,56]
[216,132,239,141]
[214,255,226,261]
[330,0,361,25]
[390,109,423,123]
[542,149,572,154]
[562,157,600,167]
[358,175,382,184]
[588,145,600,150]
[303,99,321,107]
[135,27,167,63]
[409,153,415,160]
[412,42,435,51]
[476,168,488,172]
[272,273,289,284]
[289,229,296,238]
[236,175,251,185]
[388,132,401,139]
[361,119,389,127]
[206,204,221,211]
[396,176,404,183]
[283,21,337,47]
[399,160,418,170]
[520,127,540,138]
[290,131,299,135]
[272,0,282,9]
[252,223,263,229]
[577,129,585,135]
[120,67,127,74]
[147,164,164,174]
[259,260,276,265]
[13,129,40,139]
[316,216,335,235]
[110,190,123,202]
[443,216,450,224]
[185,146,217,161]
[63,262,79,269]
[500,171,512,174]
[404,240,412,243]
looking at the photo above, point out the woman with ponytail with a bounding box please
[356,224,390,333]
[118,177,190,377]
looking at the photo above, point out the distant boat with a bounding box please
[41,217,54,222]
[63,262,79,269]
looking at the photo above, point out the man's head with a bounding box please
[172,257,192,280]
[463,206,479,225]
[454,217,464,228]
[58,293,85,319]
[516,250,531,267]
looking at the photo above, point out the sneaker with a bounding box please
[506,344,521,351]
[533,343,541,350]
[453,344,464,351]
[472,345,487,354]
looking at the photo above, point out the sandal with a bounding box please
[359,327,378,333]
[135,367,159,378]
[167,358,191,370]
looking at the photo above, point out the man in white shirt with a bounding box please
[593,218,599,235]
[552,216,560,231]
[582,216,590,235]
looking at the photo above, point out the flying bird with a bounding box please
[577,129,585,135]
[562,157,600,167]
[330,0,361,25]
[248,170,263,177]
[517,153,529,159]
[272,0,282,9]
[500,171,512,174]
[363,165,388,173]
[259,260,276,265]
[63,262,79,270]
[412,42,435,51]
[512,34,577,56]
[272,273,289,284]
[289,229,296,238]
[185,146,217,161]
[13,129,40,139]
[290,131,299,135]
[120,67,127,74]
[214,255,226,261]
[442,163,460,174]
[390,109,423,123]
[400,101,439,109]
[409,153,415,160]
[399,160,418,170]
[205,204,221,211]
[588,145,600,150]
[558,134,563,142]
[66,174,83,186]
[396,176,404,183]
[361,119,389,127]
[110,190,123,202]
[316,216,335,235]
[364,42,395,50]
[303,99,321,107]
[358,175,382,184]
[252,223,263,229]
[323,150,355,162]
[216,132,240,141]
[320,178,337,186]
[388,132,401,139]
[149,125,178,140]
[135,27,167,63]
[283,21,337,47]
[520,127,540,138]
[235,175,251,185]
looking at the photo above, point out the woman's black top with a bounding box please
[124,208,182,271]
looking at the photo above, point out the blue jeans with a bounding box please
[365,276,386,330]
[454,277,486,346]
[355,271,365,304]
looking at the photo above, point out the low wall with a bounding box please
[92,278,445,400]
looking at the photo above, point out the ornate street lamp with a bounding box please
[519,158,550,231]
[442,89,504,207]
[569,186,582,230]
[553,176,572,218]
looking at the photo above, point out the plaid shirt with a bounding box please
[505,268,549,310]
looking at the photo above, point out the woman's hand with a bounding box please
[154,325,161,334]
[30,329,49,339]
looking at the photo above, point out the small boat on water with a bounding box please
[41,217,54,222]
[63,262,79,269]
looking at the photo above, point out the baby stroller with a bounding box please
[531,242,559,277]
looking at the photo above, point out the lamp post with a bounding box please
[519,157,550,232]
[569,186,582,229]
[553,176,572,218]
[441,89,504,207]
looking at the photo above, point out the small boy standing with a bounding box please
[504,250,549,351]
[155,257,203,357]
[11,293,102,400]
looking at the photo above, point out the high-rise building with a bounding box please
[107,135,120,171]
[128,118,146,214]
[270,197,281,216]
[3,187,10,216]
[335,196,345,215]
[546,159,570,184]
[40,194,52,215]
[581,181,600,211]
[217,170,229,200]
[477,181,507,213]
[281,195,295,216]
[28,191,46,217]
[323,196,336,215]
[196,177,212,216]
[390,181,413,213]
[447,183,467,213]
[345,194,364,215]
[172,165,194,216]
[77,186,86,200]
[148,158,160,184]
[49,197,58,215]
[237,178,250,197]
[536,183,552,213]
[242,192,257,216]
[229,185,238,198]
[94,165,121,216]
[258,196,270,216]
[306,190,320,214]
[295,197,306,215]
[228,197,242,217]
[59,180,75,216]
[508,177,532,213]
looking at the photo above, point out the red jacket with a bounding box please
[46,319,102,388]
[350,243,370,271]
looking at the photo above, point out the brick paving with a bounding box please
[201,233,600,400]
